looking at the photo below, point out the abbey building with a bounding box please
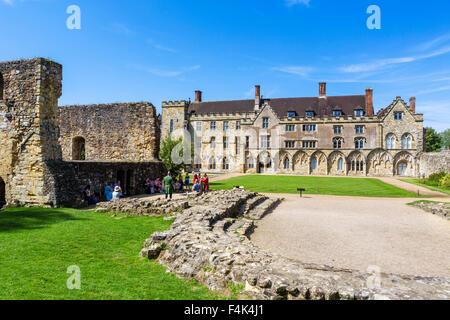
[162,83,424,177]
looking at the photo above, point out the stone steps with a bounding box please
[245,197,281,220]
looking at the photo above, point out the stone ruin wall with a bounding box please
[44,160,165,207]
[0,58,63,207]
[0,58,164,208]
[59,103,160,162]
[418,150,450,178]
[136,190,450,300]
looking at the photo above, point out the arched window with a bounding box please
[386,134,396,150]
[209,157,216,170]
[222,157,229,170]
[354,138,365,149]
[248,156,255,169]
[311,156,318,170]
[402,134,413,150]
[0,73,4,100]
[284,157,290,169]
[337,158,344,171]
[72,137,86,160]
[333,137,343,149]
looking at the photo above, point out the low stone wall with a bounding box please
[42,160,165,207]
[140,190,450,300]
[411,201,450,220]
[418,151,450,178]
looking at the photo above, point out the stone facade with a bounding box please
[417,150,450,178]
[43,160,164,207]
[162,85,427,177]
[0,58,164,208]
[59,103,160,162]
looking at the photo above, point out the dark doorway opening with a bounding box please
[0,177,6,208]
[72,137,86,160]
[126,169,134,196]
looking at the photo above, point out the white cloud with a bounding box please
[2,0,14,5]
[131,64,200,77]
[272,66,314,77]
[415,34,450,51]
[340,46,450,73]
[109,23,134,36]
[285,0,310,7]
[415,85,450,96]
[147,39,177,53]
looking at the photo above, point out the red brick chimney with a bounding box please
[254,85,261,111]
[319,82,326,98]
[366,88,374,116]
[195,90,202,103]
[410,96,416,113]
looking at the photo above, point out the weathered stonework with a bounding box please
[162,88,426,177]
[59,103,160,162]
[411,201,450,220]
[140,190,450,300]
[0,58,63,207]
[417,150,450,178]
[0,58,164,208]
[43,160,164,207]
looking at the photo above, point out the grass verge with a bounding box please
[0,207,221,300]
[211,175,421,198]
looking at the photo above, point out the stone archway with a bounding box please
[0,176,6,207]
[328,151,346,176]
[347,151,366,176]
[310,151,327,175]
[293,151,309,175]
[367,149,393,176]
[394,151,414,176]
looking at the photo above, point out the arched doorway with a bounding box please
[0,177,6,207]
[72,137,86,160]
[397,162,408,176]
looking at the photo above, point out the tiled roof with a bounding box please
[188,95,367,118]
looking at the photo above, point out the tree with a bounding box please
[159,135,190,176]
[440,129,450,150]
[425,127,442,152]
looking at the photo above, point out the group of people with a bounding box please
[144,172,210,200]
[84,172,211,205]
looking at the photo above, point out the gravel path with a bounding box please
[251,194,450,278]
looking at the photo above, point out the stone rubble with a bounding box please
[139,189,450,300]
[412,201,450,220]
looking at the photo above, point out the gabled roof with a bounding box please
[187,95,367,118]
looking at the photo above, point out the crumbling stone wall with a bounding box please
[418,150,450,178]
[0,58,62,206]
[59,103,160,162]
[43,160,165,207]
[140,190,450,300]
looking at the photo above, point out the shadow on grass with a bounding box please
[0,207,85,233]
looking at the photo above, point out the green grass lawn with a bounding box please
[211,175,421,198]
[0,207,221,300]
[401,179,450,195]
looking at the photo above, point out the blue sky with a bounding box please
[1,0,449,131]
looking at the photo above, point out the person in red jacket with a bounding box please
[201,173,209,192]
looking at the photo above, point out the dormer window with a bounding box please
[306,111,315,118]
[354,109,364,117]
[333,110,342,117]
[287,111,296,119]
[394,112,403,120]
[262,117,269,129]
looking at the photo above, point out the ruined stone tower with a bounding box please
[0,58,62,206]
